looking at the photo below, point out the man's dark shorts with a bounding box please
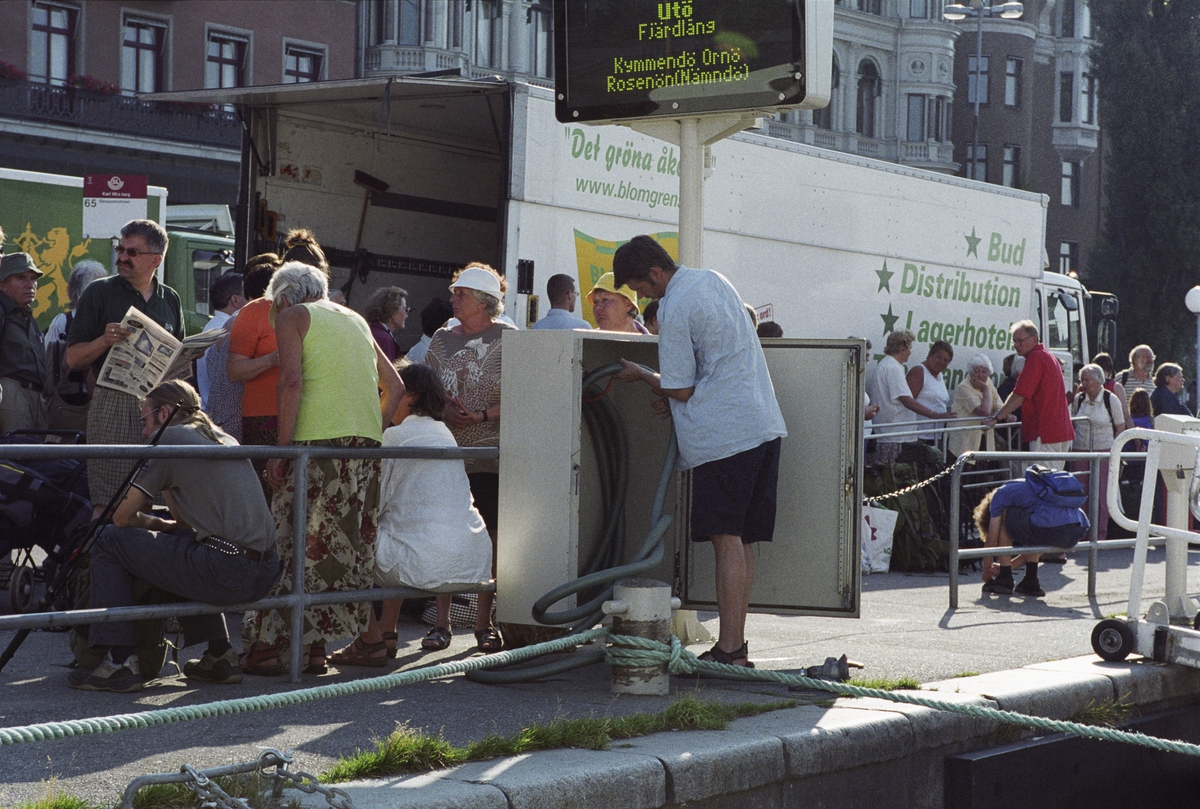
[690,438,782,544]
[1003,506,1086,549]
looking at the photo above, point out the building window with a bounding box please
[856,61,879,138]
[1005,57,1022,107]
[449,0,464,49]
[1061,0,1076,37]
[368,0,392,45]
[122,18,167,94]
[1059,241,1079,275]
[529,2,552,78]
[858,0,882,14]
[813,57,839,130]
[284,44,324,83]
[1059,72,1074,122]
[205,33,247,89]
[966,143,987,183]
[909,0,928,18]
[907,94,925,142]
[399,0,421,45]
[475,0,498,68]
[967,55,989,106]
[1082,72,1095,124]
[30,2,78,86]
[1061,160,1079,207]
[1002,145,1021,188]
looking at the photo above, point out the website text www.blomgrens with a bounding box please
[574,177,679,210]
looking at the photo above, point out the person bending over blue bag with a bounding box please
[974,465,1089,598]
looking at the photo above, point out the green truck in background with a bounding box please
[0,168,234,335]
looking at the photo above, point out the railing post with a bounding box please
[949,460,961,610]
[288,450,309,684]
[1088,453,1100,598]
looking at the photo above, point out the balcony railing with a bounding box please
[760,118,957,173]
[0,79,241,149]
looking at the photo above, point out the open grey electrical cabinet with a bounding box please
[497,330,863,629]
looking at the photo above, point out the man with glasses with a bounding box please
[1117,344,1157,407]
[987,320,1074,470]
[529,273,592,330]
[66,219,183,515]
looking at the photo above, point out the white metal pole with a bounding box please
[677,117,704,267]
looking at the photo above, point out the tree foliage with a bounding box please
[1089,0,1200,374]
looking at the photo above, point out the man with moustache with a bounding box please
[67,219,183,515]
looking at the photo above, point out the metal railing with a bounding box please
[0,443,498,682]
[945,448,1169,608]
[0,78,241,148]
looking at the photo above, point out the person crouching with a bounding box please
[974,474,1089,598]
[69,380,283,692]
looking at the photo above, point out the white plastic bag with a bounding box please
[861,506,898,574]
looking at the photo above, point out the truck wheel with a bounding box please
[1091,619,1134,662]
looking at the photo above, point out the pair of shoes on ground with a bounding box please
[698,642,754,668]
[982,576,1044,598]
[475,626,503,653]
[69,650,144,692]
[422,626,452,651]
[182,648,243,684]
[328,636,388,667]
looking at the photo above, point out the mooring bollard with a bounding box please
[603,578,679,695]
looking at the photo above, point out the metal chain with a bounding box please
[272,767,358,809]
[182,764,249,809]
[863,454,968,507]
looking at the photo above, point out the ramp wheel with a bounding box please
[8,565,34,613]
[1092,618,1134,662]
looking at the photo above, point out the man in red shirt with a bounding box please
[987,320,1075,470]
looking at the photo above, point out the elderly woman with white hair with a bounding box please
[240,261,404,676]
[1069,362,1125,542]
[423,262,515,653]
[947,354,1007,459]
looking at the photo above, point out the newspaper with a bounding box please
[96,306,222,397]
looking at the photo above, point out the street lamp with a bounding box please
[1184,286,1200,406]
[943,2,1024,182]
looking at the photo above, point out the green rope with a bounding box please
[606,634,1200,759]
[0,628,606,746]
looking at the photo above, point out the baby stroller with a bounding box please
[0,431,92,613]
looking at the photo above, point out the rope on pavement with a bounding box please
[0,628,607,746]
[606,633,1200,759]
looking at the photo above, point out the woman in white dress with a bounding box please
[907,340,954,444]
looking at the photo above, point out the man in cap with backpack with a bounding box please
[976,465,1089,597]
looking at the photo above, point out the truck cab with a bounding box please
[1036,272,1117,388]
[165,228,235,335]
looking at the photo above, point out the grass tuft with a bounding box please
[953,671,981,679]
[1070,699,1134,728]
[848,676,921,691]
[320,695,796,783]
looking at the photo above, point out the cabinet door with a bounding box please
[681,340,863,617]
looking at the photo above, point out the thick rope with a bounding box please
[606,634,1200,759]
[0,629,606,746]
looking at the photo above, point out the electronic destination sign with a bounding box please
[555,0,824,124]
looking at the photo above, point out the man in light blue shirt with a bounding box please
[529,273,592,330]
[614,235,786,669]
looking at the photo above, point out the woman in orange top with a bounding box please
[227,259,281,488]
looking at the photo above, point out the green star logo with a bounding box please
[965,227,981,258]
[876,261,894,293]
[880,304,899,335]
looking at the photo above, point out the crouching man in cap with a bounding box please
[70,379,283,692]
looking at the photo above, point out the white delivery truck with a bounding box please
[147,77,1117,624]
[148,77,1114,382]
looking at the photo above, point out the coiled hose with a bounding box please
[466,362,678,683]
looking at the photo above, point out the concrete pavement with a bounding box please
[2,544,1199,807]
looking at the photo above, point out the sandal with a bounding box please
[421,626,452,651]
[305,643,327,675]
[698,642,755,668]
[240,645,284,677]
[383,631,399,659]
[474,626,503,653]
[328,637,388,667]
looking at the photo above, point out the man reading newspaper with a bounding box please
[67,220,188,515]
